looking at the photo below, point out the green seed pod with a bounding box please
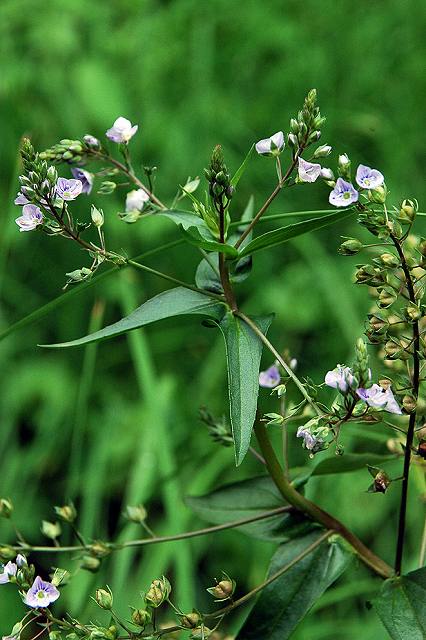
[145,576,171,607]
[131,608,151,628]
[180,612,201,629]
[402,395,417,413]
[80,555,101,573]
[54,502,77,523]
[380,253,399,268]
[95,587,113,610]
[338,238,363,256]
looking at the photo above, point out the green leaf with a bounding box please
[238,209,354,257]
[311,453,397,476]
[237,531,354,640]
[40,287,225,349]
[231,144,255,187]
[374,568,426,639]
[181,226,239,257]
[217,313,273,465]
[158,209,206,231]
[195,254,222,294]
[186,476,310,542]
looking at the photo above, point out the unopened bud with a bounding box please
[124,504,147,524]
[398,199,417,223]
[402,395,417,413]
[368,185,387,204]
[378,288,397,308]
[80,555,101,572]
[0,498,13,518]
[95,587,113,610]
[145,576,171,607]
[131,608,151,628]
[91,205,104,227]
[41,521,61,540]
[47,166,58,184]
[380,253,399,268]
[338,154,351,179]
[338,238,362,256]
[0,546,17,561]
[54,502,77,523]
[207,574,235,601]
[320,167,334,181]
[313,144,332,158]
[83,135,100,148]
[180,612,201,629]
[287,133,298,148]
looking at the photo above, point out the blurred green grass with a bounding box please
[0,0,425,637]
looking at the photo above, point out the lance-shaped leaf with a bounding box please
[238,209,354,257]
[217,313,273,465]
[158,209,206,230]
[374,568,426,639]
[231,144,255,187]
[40,287,225,349]
[181,226,239,257]
[237,530,354,640]
[186,475,310,542]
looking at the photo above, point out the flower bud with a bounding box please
[47,166,58,184]
[89,541,111,558]
[180,612,201,629]
[405,304,422,322]
[378,287,397,308]
[84,135,100,148]
[338,238,362,256]
[80,555,101,572]
[124,504,147,524]
[320,167,334,181]
[54,502,77,523]
[95,587,113,610]
[379,253,399,268]
[0,498,13,518]
[368,185,387,204]
[91,205,104,227]
[145,576,171,607]
[41,520,62,540]
[313,144,332,158]
[338,153,351,179]
[131,608,151,628]
[290,118,299,134]
[402,395,417,413]
[398,199,417,223]
[367,466,391,493]
[287,133,298,148]
[0,545,17,561]
[207,573,235,601]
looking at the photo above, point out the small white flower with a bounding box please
[125,189,150,212]
[0,561,17,584]
[255,131,285,156]
[106,117,138,143]
[15,204,43,232]
[355,164,384,189]
[324,365,355,393]
[320,167,334,180]
[357,384,402,415]
[298,158,321,183]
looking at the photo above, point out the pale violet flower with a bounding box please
[259,364,280,388]
[14,191,30,206]
[71,168,93,194]
[106,117,138,143]
[355,164,384,189]
[320,167,334,180]
[125,189,150,212]
[15,204,43,232]
[83,134,100,148]
[296,425,317,450]
[298,158,321,183]
[357,384,402,415]
[16,554,27,568]
[329,178,359,207]
[0,562,17,584]
[56,178,83,201]
[255,131,284,157]
[325,365,355,394]
[24,576,60,608]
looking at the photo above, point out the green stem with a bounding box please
[8,506,292,554]
[206,530,333,619]
[254,422,392,578]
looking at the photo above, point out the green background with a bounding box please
[0,0,425,637]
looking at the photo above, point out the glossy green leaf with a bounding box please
[237,530,354,640]
[40,287,225,349]
[231,144,255,187]
[238,209,354,257]
[158,209,206,230]
[186,475,310,542]
[218,313,273,465]
[374,568,426,639]
[181,226,239,257]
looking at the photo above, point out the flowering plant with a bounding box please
[1,90,425,639]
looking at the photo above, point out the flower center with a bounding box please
[343,192,351,199]
[37,590,45,599]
